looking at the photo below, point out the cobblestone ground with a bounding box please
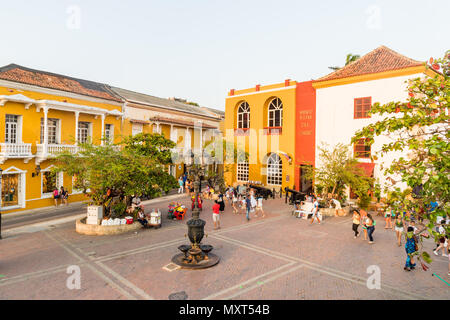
[0,196,449,300]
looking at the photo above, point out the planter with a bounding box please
[76,217,140,235]
[86,205,103,225]
[319,208,336,217]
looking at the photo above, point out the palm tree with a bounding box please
[328,53,360,71]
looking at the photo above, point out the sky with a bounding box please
[0,0,448,111]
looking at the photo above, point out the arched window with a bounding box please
[267,153,282,185]
[268,98,283,127]
[237,102,250,129]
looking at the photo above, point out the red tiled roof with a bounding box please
[150,116,218,129]
[0,64,122,102]
[315,46,424,82]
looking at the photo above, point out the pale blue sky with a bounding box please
[0,0,448,110]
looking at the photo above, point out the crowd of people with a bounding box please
[352,202,449,274]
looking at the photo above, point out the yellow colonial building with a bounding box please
[109,86,224,178]
[0,64,224,214]
[224,80,299,191]
[0,64,124,213]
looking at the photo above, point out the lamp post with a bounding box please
[0,167,3,240]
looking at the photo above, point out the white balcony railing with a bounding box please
[36,144,79,157]
[0,143,33,157]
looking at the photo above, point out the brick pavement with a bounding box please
[0,197,448,300]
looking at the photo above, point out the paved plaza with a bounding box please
[0,196,448,300]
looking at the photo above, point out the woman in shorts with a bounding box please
[394,214,404,246]
[384,206,392,229]
[53,188,60,207]
[232,192,239,214]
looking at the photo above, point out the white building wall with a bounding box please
[315,73,424,196]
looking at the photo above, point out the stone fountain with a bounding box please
[171,158,219,269]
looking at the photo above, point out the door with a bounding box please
[2,173,19,207]
[78,122,91,143]
[5,115,19,144]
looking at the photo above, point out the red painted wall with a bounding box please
[294,81,316,191]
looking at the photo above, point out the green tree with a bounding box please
[328,53,360,71]
[53,133,178,206]
[352,51,449,268]
[304,143,373,207]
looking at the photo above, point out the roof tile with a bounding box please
[315,46,424,82]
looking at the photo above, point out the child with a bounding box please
[404,226,418,271]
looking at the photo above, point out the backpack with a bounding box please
[53,189,59,196]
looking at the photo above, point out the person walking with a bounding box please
[245,195,251,222]
[218,193,225,213]
[212,200,221,230]
[394,214,405,246]
[250,193,257,217]
[232,191,239,214]
[178,176,184,194]
[434,220,448,257]
[352,209,361,238]
[366,214,376,244]
[310,196,321,225]
[185,179,190,194]
[404,226,418,271]
[255,196,265,218]
[384,206,393,229]
[360,208,368,240]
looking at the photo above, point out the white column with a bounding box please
[74,111,79,146]
[43,106,49,156]
[101,114,105,146]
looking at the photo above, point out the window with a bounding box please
[268,98,283,127]
[237,102,250,129]
[132,123,144,136]
[354,138,371,158]
[42,171,57,194]
[354,97,371,119]
[78,122,91,143]
[40,118,59,144]
[104,124,114,144]
[237,161,249,182]
[267,153,282,185]
[5,114,19,143]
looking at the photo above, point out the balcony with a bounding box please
[35,144,78,164]
[263,127,282,135]
[0,143,33,164]
[234,128,250,136]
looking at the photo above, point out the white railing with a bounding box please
[0,143,32,157]
[36,144,79,157]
